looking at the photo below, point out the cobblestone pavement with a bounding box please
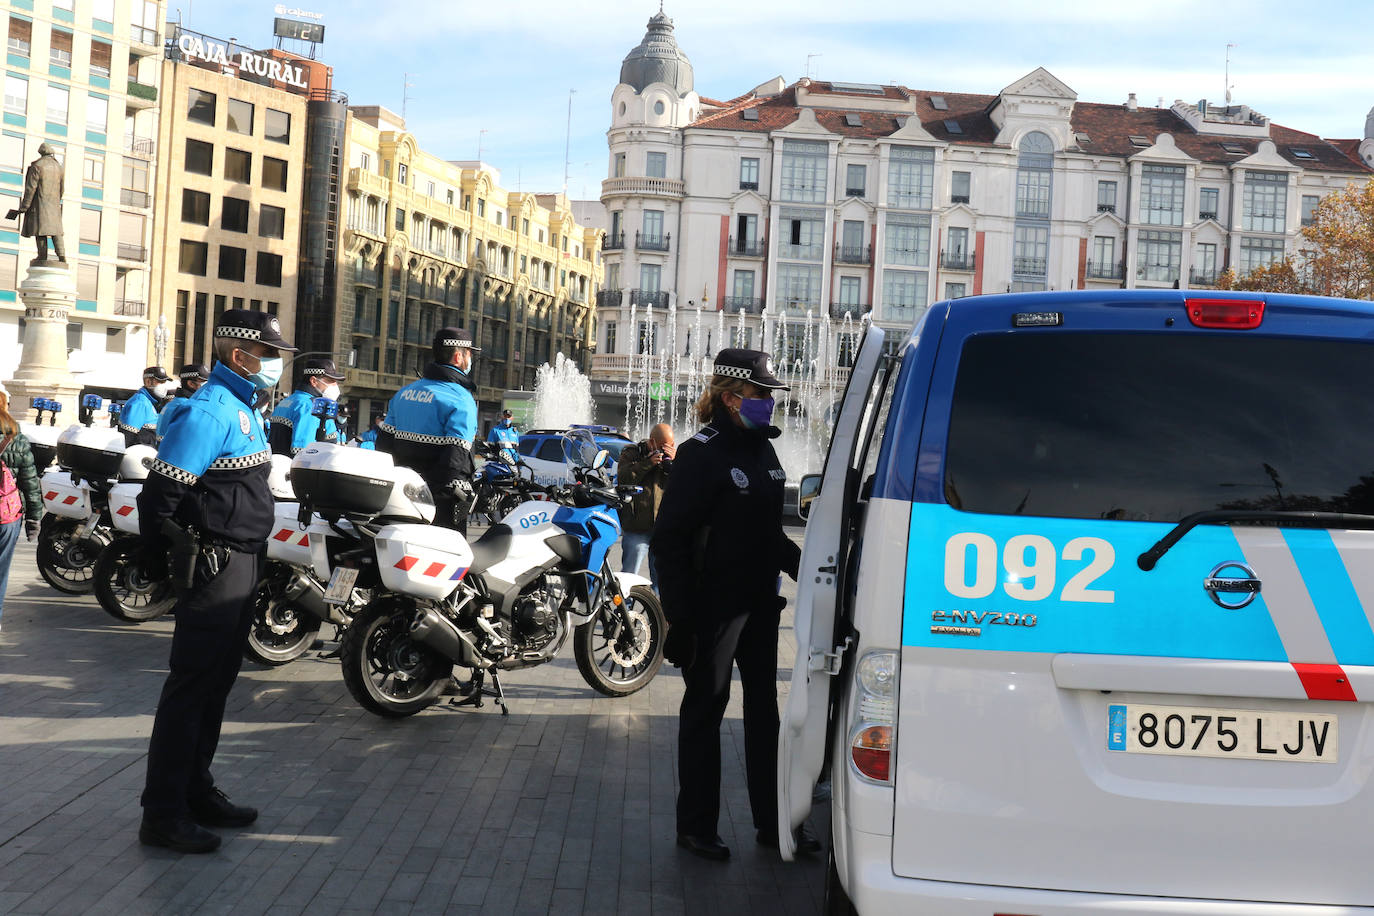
[0,533,827,915]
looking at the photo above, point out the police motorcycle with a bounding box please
[244,397,369,666]
[302,429,666,718]
[470,440,543,524]
[35,395,131,595]
[91,440,174,621]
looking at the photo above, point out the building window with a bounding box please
[845,163,866,198]
[222,197,249,233]
[605,321,616,354]
[45,84,68,123]
[1239,236,1285,275]
[732,269,756,301]
[780,139,828,204]
[179,240,208,276]
[885,216,931,267]
[646,151,667,178]
[256,252,283,287]
[1140,164,1185,226]
[1136,229,1182,282]
[260,204,285,239]
[78,206,100,244]
[882,269,926,313]
[1091,235,1116,272]
[396,162,408,185]
[838,275,861,307]
[944,282,966,300]
[89,39,111,79]
[1012,225,1049,278]
[106,326,125,354]
[187,88,216,125]
[8,17,31,58]
[1015,169,1050,218]
[3,74,26,114]
[262,157,287,191]
[639,262,661,294]
[1196,242,1218,279]
[477,199,486,218]
[227,98,253,135]
[49,27,72,68]
[1199,187,1219,221]
[642,210,664,243]
[394,207,405,231]
[1301,194,1320,227]
[776,262,821,310]
[82,154,103,188]
[66,321,82,351]
[218,245,246,281]
[265,108,290,144]
[739,156,759,190]
[780,208,824,260]
[1242,171,1287,233]
[612,152,625,178]
[86,94,107,133]
[1097,180,1117,213]
[181,189,209,225]
[225,148,251,183]
[185,138,212,175]
[887,146,934,210]
[951,171,970,204]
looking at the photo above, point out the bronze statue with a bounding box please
[6,142,65,263]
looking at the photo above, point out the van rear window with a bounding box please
[944,333,1374,522]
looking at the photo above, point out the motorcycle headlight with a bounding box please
[403,483,435,508]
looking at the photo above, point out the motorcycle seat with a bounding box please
[467,524,513,577]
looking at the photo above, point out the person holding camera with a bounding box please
[615,422,673,589]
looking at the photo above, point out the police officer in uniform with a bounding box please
[119,366,174,446]
[377,327,479,533]
[651,349,817,861]
[136,310,295,854]
[268,357,346,456]
[155,364,211,440]
[486,409,519,463]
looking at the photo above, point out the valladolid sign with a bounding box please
[174,33,309,89]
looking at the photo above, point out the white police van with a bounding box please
[781,290,1374,914]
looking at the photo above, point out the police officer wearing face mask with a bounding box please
[651,349,815,862]
[120,366,174,447]
[155,365,211,441]
[486,409,519,463]
[135,310,295,854]
[268,357,346,456]
[377,327,479,533]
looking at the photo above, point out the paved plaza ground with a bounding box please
[0,533,827,915]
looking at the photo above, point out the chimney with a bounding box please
[1126,92,1138,111]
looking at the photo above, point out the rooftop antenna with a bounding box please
[401,72,414,123]
[562,88,576,195]
[1225,43,1237,104]
[805,52,821,81]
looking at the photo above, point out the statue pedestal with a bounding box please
[7,261,81,419]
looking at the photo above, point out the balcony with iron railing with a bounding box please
[603,232,625,251]
[113,298,145,317]
[1199,211,1219,222]
[1137,264,1180,284]
[721,296,763,314]
[834,243,872,265]
[1017,200,1051,219]
[600,175,686,199]
[1189,268,1221,287]
[123,136,155,158]
[1085,260,1124,280]
[727,236,766,258]
[120,188,150,208]
[778,242,823,261]
[1013,256,1047,276]
[129,24,158,50]
[635,231,670,252]
[829,301,867,321]
[116,242,147,261]
[941,250,975,271]
[596,289,623,309]
[629,289,669,308]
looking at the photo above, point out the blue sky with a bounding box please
[176,1,1374,200]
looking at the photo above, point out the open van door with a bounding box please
[777,323,891,860]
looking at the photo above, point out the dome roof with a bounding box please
[619,11,693,97]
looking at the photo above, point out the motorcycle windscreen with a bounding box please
[892,330,1374,906]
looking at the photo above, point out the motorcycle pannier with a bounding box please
[40,467,90,519]
[108,482,141,534]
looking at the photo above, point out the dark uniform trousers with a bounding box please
[141,549,263,817]
[676,603,782,839]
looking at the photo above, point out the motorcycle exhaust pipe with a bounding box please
[410,606,482,668]
[282,570,328,620]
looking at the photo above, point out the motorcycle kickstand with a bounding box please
[447,667,508,716]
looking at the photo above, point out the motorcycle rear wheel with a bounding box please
[574,584,665,697]
[39,515,107,596]
[92,536,176,622]
[340,597,452,718]
[244,562,322,666]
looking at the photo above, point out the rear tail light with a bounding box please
[849,650,898,784]
[1185,297,1265,329]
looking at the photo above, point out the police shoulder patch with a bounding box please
[691,427,719,444]
[238,411,251,435]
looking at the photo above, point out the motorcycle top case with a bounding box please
[119,444,155,482]
[375,523,474,601]
[291,443,433,522]
[22,423,59,471]
[40,467,90,519]
[55,425,125,479]
[266,500,312,566]
[108,482,142,534]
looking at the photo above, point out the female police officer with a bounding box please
[651,349,818,861]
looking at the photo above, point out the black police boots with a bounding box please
[188,788,258,828]
[138,816,221,854]
[676,833,730,861]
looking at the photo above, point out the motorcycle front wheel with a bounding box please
[340,597,452,718]
[574,584,665,697]
[244,562,322,666]
[38,515,108,595]
[92,536,177,622]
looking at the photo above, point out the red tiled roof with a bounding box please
[686,81,1370,174]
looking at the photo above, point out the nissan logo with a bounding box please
[1204,562,1262,609]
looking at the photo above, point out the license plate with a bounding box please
[1107,702,1337,763]
[323,566,359,605]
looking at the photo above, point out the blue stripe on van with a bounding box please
[902,503,1290,662]
[1285,529,1374,666]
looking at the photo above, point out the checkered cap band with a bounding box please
[713,364,753,380]
[302,368,333,376]
[439,338,471,348]
[215,326,262,341]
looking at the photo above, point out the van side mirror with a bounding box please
[798,474,822,520]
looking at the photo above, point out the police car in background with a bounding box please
[782,290,1374,914]
[515,425,632,485]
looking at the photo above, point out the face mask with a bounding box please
[239,349,283,390]
[737,395,775,430]
[501,419,512,428]
[154,381,175,398]
[321,383,341,402]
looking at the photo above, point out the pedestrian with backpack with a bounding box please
[0,383,42,628]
